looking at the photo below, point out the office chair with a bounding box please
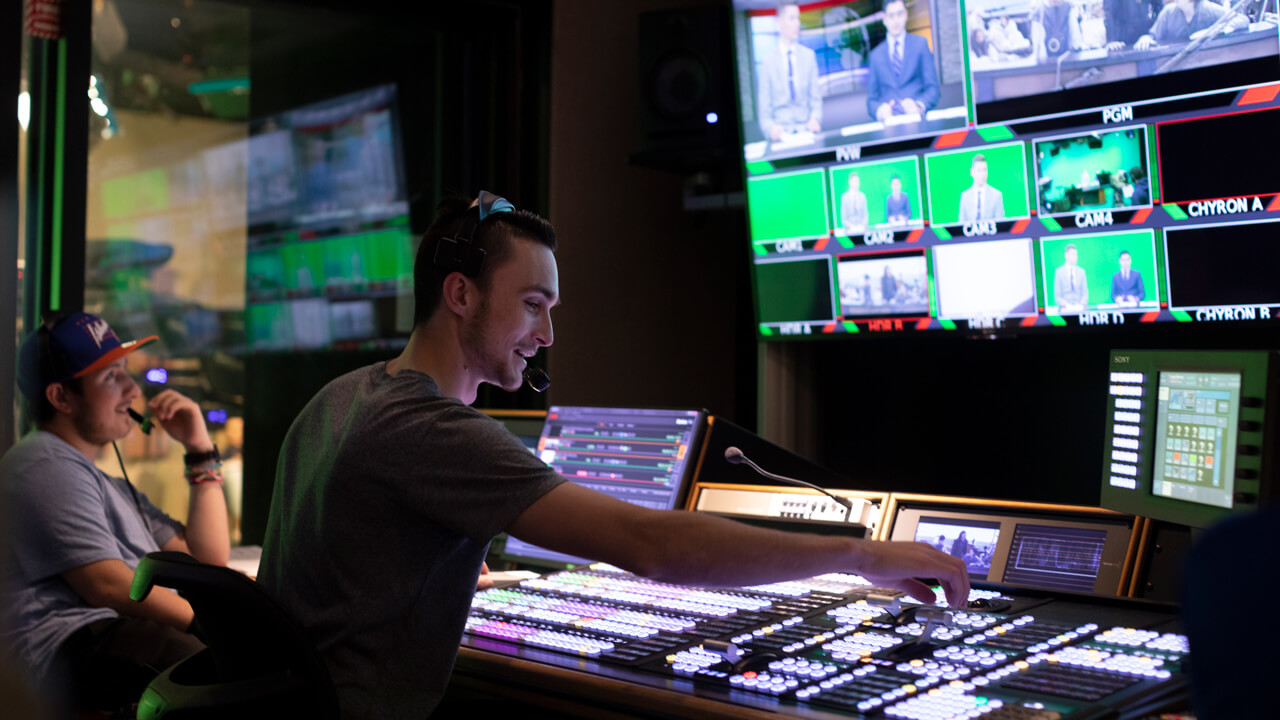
[129,552,337,720]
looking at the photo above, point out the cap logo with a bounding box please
[85,317,114,348]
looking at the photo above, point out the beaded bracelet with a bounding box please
[186,467,225,486]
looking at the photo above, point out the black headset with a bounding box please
[432,190,516,278]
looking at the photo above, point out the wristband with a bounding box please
[184,444,221,467]
[186,468,225,486]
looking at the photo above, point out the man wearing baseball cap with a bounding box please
[1,311,229,716]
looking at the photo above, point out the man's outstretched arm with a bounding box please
[507,482,969,607]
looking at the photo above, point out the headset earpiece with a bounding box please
[432,190,516,278]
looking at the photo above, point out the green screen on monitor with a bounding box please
[747,169,829,242]
[924,143,1029,226]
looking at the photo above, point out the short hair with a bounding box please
[884,0,908,12]
[848,172,860,181]
[1119,250,1131,259]
[1130,167,1145,182]
[1065,243,1078,253]
[777,1,800,13]
[889,173,902,182]
[412,191,557,327]
[971,153,987,167]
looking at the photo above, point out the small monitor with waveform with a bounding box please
[501,406,707,568]
[1100,350,1278,529]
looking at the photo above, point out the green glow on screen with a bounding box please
[924,143,1029,225]
[747,169,829,242]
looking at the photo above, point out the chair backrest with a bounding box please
[130,551,336,718]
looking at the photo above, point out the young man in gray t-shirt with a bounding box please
[261,191,970,720]
[1,312,230,715]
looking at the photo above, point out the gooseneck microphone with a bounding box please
[724,446,853,522]
[523,367,551,393]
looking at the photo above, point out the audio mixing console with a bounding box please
[462,565,1186,719]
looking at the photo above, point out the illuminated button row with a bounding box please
[1110,476,1138,490]
[963,616,1035,644]
[1111,463,1138,477]
[1036,647,1171,679]
[917,587,1009,608]
[467,619,615,656]
[727,670,800,695]
[1114,424,1140,437]
[882,683,1007,720]
[893,659,972,681]
[780,624,851,654]
[747,573,869,596]
[768,657,840,677]
[894,614,996,642]
[1112,450,1139,463]
[1023,623,1100,654]
[1113,436,1140,450]
[668,647,723,675]
[828,600,891,622]
[1110,385,1143,397]
[729,615,804,644]
[1115,398,1143,410]
[1110,372,1145,384]
[824,630,905,660]
[793,664,879,702]
[1094,627,1159,647]
[932,645,1013,668]
[523,573,773,616]
[1114,411,1142,424]
[1144,633,1190,653]
[471,589,696,636]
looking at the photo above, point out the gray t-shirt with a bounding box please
[1,431,182,675]
[258,363,564,720]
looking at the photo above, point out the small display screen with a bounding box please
[1002,524,1107,593]
[503,407,703,567]
[913,517,1001,576]
[1151,371,1240,509]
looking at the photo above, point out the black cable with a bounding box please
[113,440,154,537]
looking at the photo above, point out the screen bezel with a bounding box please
[889,505,1133,596]
[500,406,708,569]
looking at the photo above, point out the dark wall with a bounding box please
[547,0,757,427]
[806,323,1280,507]
[240,1,554,544]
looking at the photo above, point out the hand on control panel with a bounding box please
[853,541,970,609]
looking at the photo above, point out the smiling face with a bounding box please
[60,358,141,447]
[460,235,558,392]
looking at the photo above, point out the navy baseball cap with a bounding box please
[17,312,158,403]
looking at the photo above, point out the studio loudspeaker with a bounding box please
[635,4,735,170]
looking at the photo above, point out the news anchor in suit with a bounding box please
[758,1,823,141]
[884,174,912,225]
[1111,250,1145,305]
[957,154,1005,223]
[865,0,941,122]
[1054,244,1088,312]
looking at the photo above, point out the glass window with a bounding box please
[86,0,250,541]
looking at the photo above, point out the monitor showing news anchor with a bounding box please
[736,0,969,162]
[965,0,1280,125]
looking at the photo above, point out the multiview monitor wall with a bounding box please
[731,1,1280,339]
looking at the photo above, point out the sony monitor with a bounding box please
[1099,349,1277,528]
